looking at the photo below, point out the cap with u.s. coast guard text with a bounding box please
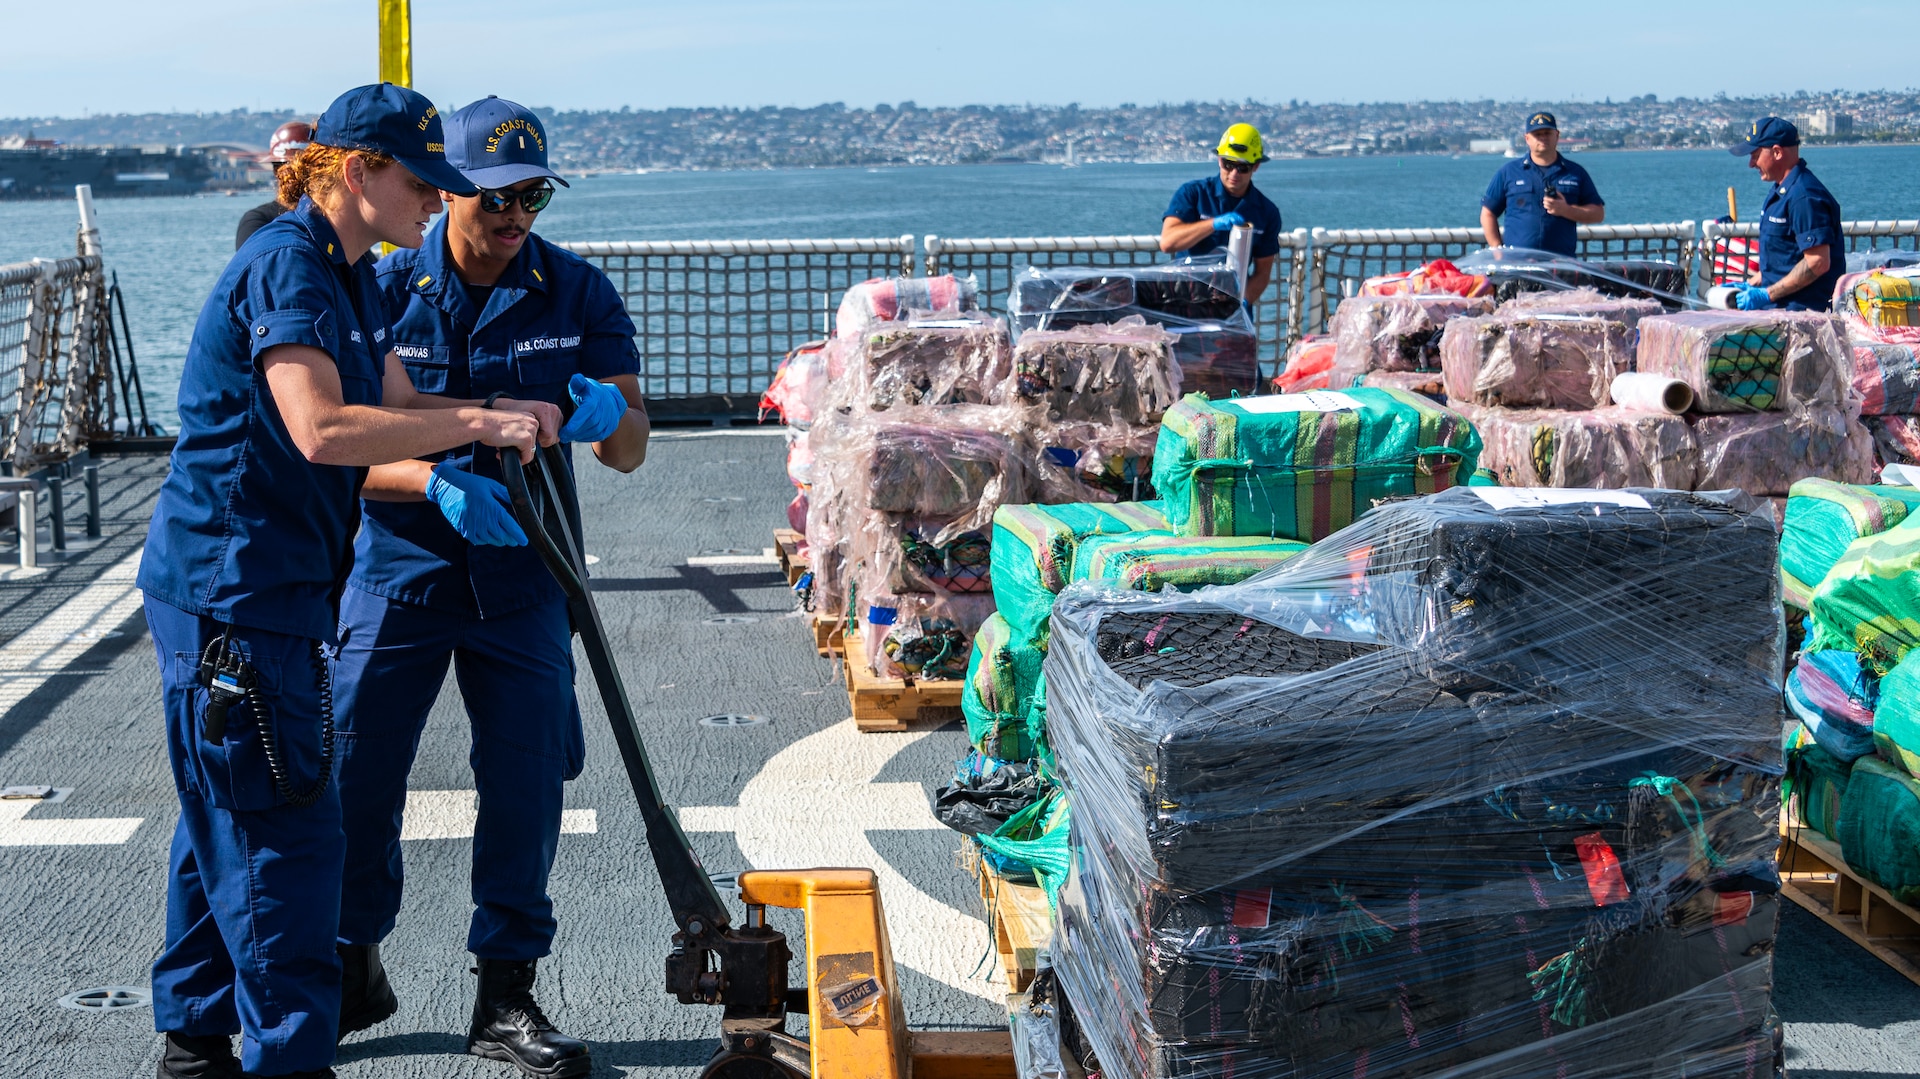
[444,96,570,190]
[314,82,477,196]
[1729,116,1800,155]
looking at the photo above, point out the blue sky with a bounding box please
[0,0,1909,117]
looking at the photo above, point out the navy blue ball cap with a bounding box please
[1730,116,1800,155]
[445,96,569,190]
[313,82,477,196]
[1525,111,1558,133]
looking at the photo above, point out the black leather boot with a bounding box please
[466,959,592,1078]
[336,942,398,1040]
[157,1032,242,1079]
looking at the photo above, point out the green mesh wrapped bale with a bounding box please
[977,790,1072,908]
[1835,756,1920,906]
[1072,532,1311,592]
[989,501,1169,647]
[1807,515,1920,673]
[961,612,1048,761]
[1779,479,1920,609]
[1150,388,1479,541]
[1874,653,1920,777]
[1784,723,1850,840]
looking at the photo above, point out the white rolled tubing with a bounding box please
[1610,372,1694,414]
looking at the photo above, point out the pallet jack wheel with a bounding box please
[699,1028,810,1079]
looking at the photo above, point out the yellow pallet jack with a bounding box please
[502,445,1015,1079]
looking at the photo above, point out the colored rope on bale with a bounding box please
[1528,940,1597,1028]
[1629,772,1725,868]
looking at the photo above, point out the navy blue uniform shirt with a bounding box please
[139,198,387,642]
[1481,154,1603,257]
[1164,177,1283,260]
[1759,160,1845,311]
[355,222,640,618]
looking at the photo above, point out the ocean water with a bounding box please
[3,145,1916,426]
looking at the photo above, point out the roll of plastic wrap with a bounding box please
[1609,371,1694,414]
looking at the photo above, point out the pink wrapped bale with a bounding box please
[847,314,1013,410]
[1439,311,1629,409]
[1852,342,1920,416]
[1690,409,1875,496]
[1636,310,1853,414]
[858,591,997,681]
[849,513,995,599]
[1329,293,1494,373]
[1496,287,1665,331]
[1359,368,1445,401]
[1453,403,1697,490]
[835,274,978,340]
[1027,419,1160,504]
[1863,415,1920,468]
[1009,317,1182,425]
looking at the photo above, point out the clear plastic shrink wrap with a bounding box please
[1849,342,1920,415]
[1455,247,1693,307]
[1495,287,1665,331]
[858,591,997,681]
[1328,294,1494,375]
[1689,409,1875,497]
[835,273,979,341]
[1439,311,1630,410]
[1452,402,1697,490]
[1357,368,1445,400]
[1865,414,1920,466]
[1009,263,1260,397]
[1635,310,1853,415]
[1028,420,1163,505]
[1043,486,1785,1079]
[840,313,1013,410]
[1010,316,1183,425]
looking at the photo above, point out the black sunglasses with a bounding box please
[473,184,554,214]
[1219,158,1254,174]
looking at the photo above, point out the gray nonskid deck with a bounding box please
[0,435,1912,1077]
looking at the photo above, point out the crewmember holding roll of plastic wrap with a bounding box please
[138,82,551,1079]
[1479,111,1605,257]
[1727,117,1845,312]
[329,96,647,1079]
[1159,123,1284,309]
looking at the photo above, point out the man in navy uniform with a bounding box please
[330,96,647,1079]
[1728,116,1845,311]
[1479,111,1605,257]
[1159,122,1284,306]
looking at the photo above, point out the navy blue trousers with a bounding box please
[145,594,343,1076]
[332,588,583,959]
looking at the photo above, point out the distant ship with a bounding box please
[0,137,217,199]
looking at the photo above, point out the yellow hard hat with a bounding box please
[1216,123,1267,164]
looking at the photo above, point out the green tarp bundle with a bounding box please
[1072,532,1311,592]
[1836,756,1920,906]
[1807,514,1920,673]
[1779,478,1920,609]
[1784,724,1851,840]
[962,613,1048,762]
[989,501,1168,647]
[1150,388,1480,542]
[977,789,1072,908]
[1874,652,1920,777]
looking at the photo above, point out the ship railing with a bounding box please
[1305,222,1696,336]
[0,253,116,473]
[557,236,916,421]
[1700,219,1920,290]
[923,230,1312,380]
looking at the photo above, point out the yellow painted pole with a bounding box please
[378,0,412,87]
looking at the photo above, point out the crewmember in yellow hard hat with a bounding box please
[1159,123,1284,305]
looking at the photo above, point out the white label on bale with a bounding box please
[1473,488,1653,511]
[1231,391,1360,415]
[1881,463,1920,488]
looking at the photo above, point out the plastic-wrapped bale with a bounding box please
[1689,408,1874,497]
[1836,756,1920,905]
[1274,335,1336,392]
[1784,724,1850,840]
[1864,415,1920,467]
[1010,318,1182,425]
[835,273,978,341]
[1777,478,1920,607]
[1495,286,1665,330]
[1851,342,1920,415]
[1807,514,1920,674]
[1041,491,1783,1078]
[844,314,1012,410]
[1071,532,1307,593]
[1452,403,1696,490]
[1008,263,1260,397]
[962,613,1048,761]
[1356,368,1443,400]
[1438,310,1628,409]
[1636,309,1853,414]
[859,409,1022,528]
[857,591,995,680]
[848,515,994,598]
[1328,293,1493,374]
[1873,653,1920,776]
[1784,648,1879,761]
[990,501,1170,648]
[1839,268,1920,331]
[1028,422,1161,505]
[1152,389,1480,541]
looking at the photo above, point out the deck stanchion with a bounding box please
[83,465,100,539]
[47,476,65,552]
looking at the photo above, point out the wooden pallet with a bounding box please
[1778,821,1920,987]
[974,859,1053,994]
[813,613,845,657]
[772,527,808,587]
[840,630,964,731]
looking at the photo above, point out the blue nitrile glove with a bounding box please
[1211,211,1246,232]
[426,460,528,547]
[556,374,627,443]
[1734,284,1774,311]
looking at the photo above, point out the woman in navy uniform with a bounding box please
[1728,117,1845,311]
[139,83,556,1079]
[329,98,647,1079]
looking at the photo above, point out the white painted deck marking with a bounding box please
[400,789,597,841]
[680,718,998,1003]
[0,549,148,846]
[685,550,779,567]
